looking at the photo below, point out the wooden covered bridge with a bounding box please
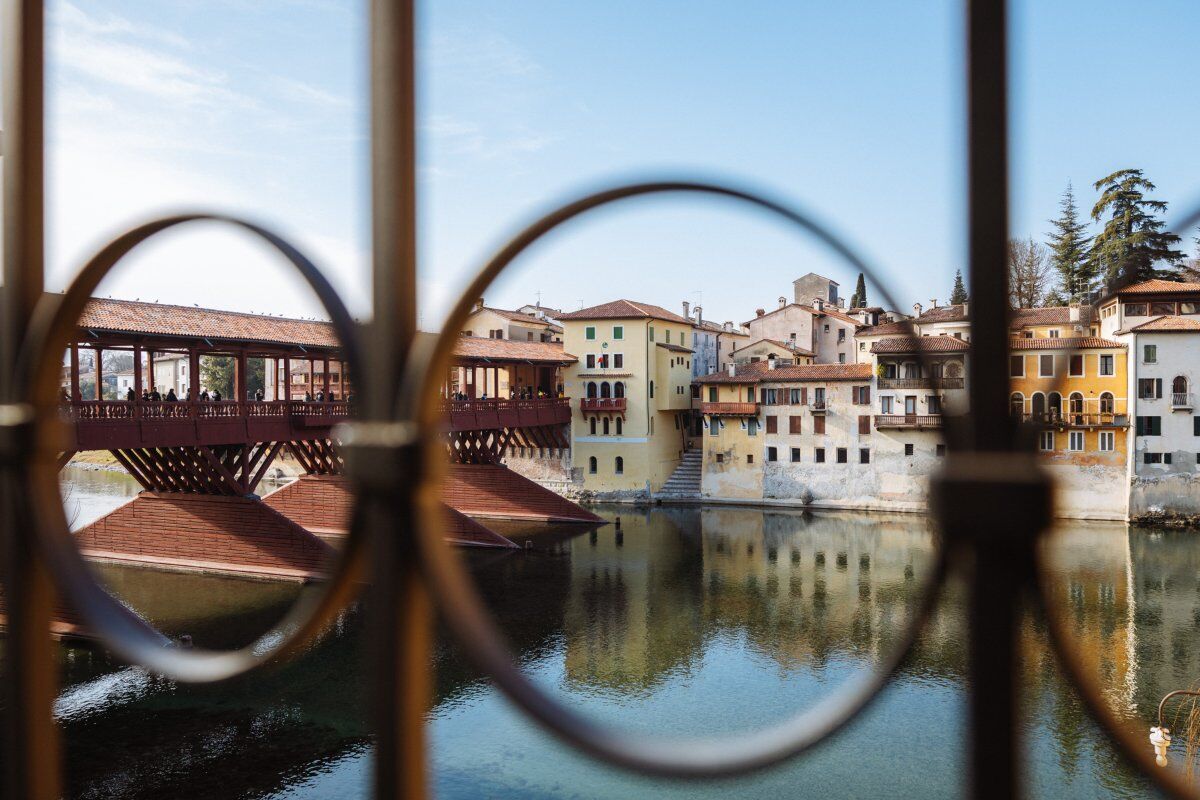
[58,298,599,586]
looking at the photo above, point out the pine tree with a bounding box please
[949,269,968,304]
[1086,169,1185,289]
[1046,181,1093,302]
[1043,287,1066,307]
[852,273,868,308]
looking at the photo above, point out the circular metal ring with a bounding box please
[402,179,951,777]
[16,213,366,683]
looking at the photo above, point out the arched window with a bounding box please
[1031,392,1046,419]
[649,380,655,398]
[588,456,597,474]
[616,417,623,435]
[589,418,596,435]
[1100,392,1114,414]
[1173,375,1188,399]
[615,456,624,475]
[614,381,625,398]
[904,362,920,379]
[600,381,611,399]
[586,381,597,398]
[603,417,610,435]
[1048,392,1062,421]
[1069,392,1083,424]
[1009,392,1024,417]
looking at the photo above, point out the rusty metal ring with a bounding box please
[402,178,952,777]
[15,213,366,683]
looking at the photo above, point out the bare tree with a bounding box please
[1008,237,1052,309]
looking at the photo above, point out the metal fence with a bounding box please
[0,1,1196,798]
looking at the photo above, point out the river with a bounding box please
[44,466,1196,798]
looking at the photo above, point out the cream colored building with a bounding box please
[463,299,563,343]
[559,300,694,495]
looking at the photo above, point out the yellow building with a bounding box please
[1009,304,1099,340]
[558,300,694,494]
[1007,337,1129,465]
[694,368,763,499]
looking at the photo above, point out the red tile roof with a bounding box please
[730,338,816,357]
[453,336,576,364]
[557,299,691,324]
[1128,315,1200,332]
[915,304,969,323]
[1008,336,1123,350]
[78,297,340,348]
[741,303,818,327]
[1009,305,1093,327]
[694,361,871,384]
[817,307,862,326]
[476,306,561,331]
[871,335,969,354]
[1114,279,1200,295]
[856,321,914,337]
[656,342,693,353]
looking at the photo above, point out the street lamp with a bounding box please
[1153,689,1200,768]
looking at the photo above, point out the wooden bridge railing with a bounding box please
[69,399,353,421]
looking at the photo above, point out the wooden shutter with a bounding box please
[800,387,808,406]
[766,415,778,434]
[814,415,826,434]
[859,414,870,435]
[789,415,802,434]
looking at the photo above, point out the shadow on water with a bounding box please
[31,479,1192,798]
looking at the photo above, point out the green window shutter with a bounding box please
[613,326,623,340]
[585,326,595,340]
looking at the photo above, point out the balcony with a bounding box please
[1019,411,1129,428]
[1172,392,1193,410]
[580,397,627,413]
[874,414,943,429]
[810,400,827,414]
[877,377,965,390]
[700,401,758,416]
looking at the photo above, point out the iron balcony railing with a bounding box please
[2,1,1197,798]
[580,396,626,413]
[877,376,965,390]
[1172,392,1192,409]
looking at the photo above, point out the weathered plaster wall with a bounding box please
[1043,463,1128,520]
[701,415,763,500]
[502,450,574,486]
[1129,473,1200,520]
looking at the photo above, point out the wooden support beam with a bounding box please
[197,446,246,495]
[248,441,285,494]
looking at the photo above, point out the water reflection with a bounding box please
[44,481,1190,798]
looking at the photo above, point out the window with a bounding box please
[928,395,943,414]
[904,443,914,456]
[603,418,610,435]
[1124,302,1149,316]
[823,324,830,333]
[1039,431,1054,451]
[614,382,625,398]
[1173,375,1188,398]
[1183,302,1200,315]
[746,454,754,464]
[1099,431,1114,452]
[814,387,826,406]
[649,326,655,342]
[936,444,947,457]
[747,387,755,402]
[859,448,870,464]
[813,415,826,434]
[1138,378,1162,400]
[1009,355,1024,377]
[767,447,778,462]
[613,326,623,340]
[789,415,802,434]
[837,329,846,343]
[1099,354,1114,376]
[853,386,871,405]
[586,354,596,369]
[598,354,609,369]
[1136,416,1162,436]
[766,415,778,434]
[859,415,871,435]
[588,456,597,474]
[616,417,622,435]
[666,329,671,344]
[589,418,596,435]
[1009,393,1024,416]
[1069,354,1084,377]
[838,354,846,364]
[747,418,758,436]
[585,326,596,340]
[715,453,724,463]
[1144,452,1171,465]
[613,354,624,369]
[1151,302,1176,316]
[649,381,654,398]
[814,448,826,463]
[691,385,700,399]
[836,448,847,463]
[1038,354,1054,377]
[1195,416,1200,436]
[708,387,717,402]
[1068,431,1084,452]
[1048,329,1060,338]
[1099,392,1114,414]
[788,388,800,403]
[881,396,894,414]
[1144,344,1157,364]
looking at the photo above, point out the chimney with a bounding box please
[474,297,485,311]
[913,302,923,317]
[962,301,969,317]
[723,321,733,332]
[694,305,703,323]
[767,355,776,370]
[756,308,766,317]
[813,298,823,311]
[930,298,939,309]
[682,301,690,319]
[778,296,787,308]
[727,362,735,377]
[1069,303,1080,322]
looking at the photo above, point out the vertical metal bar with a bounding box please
[965,2,1022,800]
[1,2,61,798]
[368,0,427,798]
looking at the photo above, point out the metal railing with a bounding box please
[877,377,965,390]
[579,397,626,412]
[1172,392,1192,408]
[1,1,1198,799]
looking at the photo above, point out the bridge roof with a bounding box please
[77,297,340,350]
[453,336,576,365]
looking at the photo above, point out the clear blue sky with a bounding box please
[32,0,1200,329]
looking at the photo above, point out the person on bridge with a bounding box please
[304,390,313,402]
[200,389,210,401]
[212,389,222,402]
[126,387,135,402]
[255,388,264,401]
[166,389,178,402]
[150,389,162,402]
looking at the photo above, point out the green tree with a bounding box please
[1046,181,1093,302]
[1043,287,1067,307]
[852,272,867,308]
[200,355,235,398]
[1086,169,1184,289]
[949,269,968,304]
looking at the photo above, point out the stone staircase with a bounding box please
[657,450,703,501]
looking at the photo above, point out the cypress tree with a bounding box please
[1086,169,1184,289]
[853,272,867,307]
[1046,181,1093,302]
[949,269,968,304]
